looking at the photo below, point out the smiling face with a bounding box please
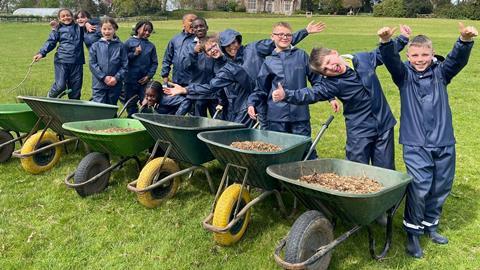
[224,40,240,58]
[76,14,88,26]
[205,40,221,58]
[144,88,158,106]
[318,51,347,77]
[101,22,115,40]
[271,25,293,51]
[137,24,153,39]
[192,19,208,39]
[407,45,434,72]
[58,10,73,25]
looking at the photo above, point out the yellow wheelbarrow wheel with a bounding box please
[20,131,62,174]
[136,157,180,208]
[213,183,251,246]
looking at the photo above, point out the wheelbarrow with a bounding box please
[62,118,154,197]
[198,115,334,246]
[267,159,412,269]
[13,96,119,174]
[127,113,245,208]
[0,103,44,163]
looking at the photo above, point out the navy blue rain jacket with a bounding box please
[249,47,320,122]
[380,38,473,147]
[83,18,102,48]
[124,37,158,84]
[38,23,85,64]
[161,31,195,86]
[89,38,128,90]
[282,35,409,137]
[182,39,221,100]
[218,28,309,79]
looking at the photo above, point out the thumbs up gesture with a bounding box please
[459,22,478,42]
[272,82,286,102]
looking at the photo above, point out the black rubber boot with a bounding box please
[427,231,448,244]
[406,233,423,258]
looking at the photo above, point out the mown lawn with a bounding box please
[0,15,479,269]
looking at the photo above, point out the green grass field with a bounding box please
[1,15,479,269]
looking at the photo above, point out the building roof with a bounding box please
[13,8,60,17]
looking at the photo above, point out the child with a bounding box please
[74,10,102,48]
[161,13,197,87]
[378,23,477,258]
[123,20,158,117]
[140,81,191,115]
[271,25,411,170]
[247,22,322,159]
[89,17,128,105]
[34,8,84,99]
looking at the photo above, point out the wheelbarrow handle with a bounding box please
[117,94,139,118]
[304,115,334,161]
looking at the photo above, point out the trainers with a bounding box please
[427,231,448,244]
[406,233,423,258]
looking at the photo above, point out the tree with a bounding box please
[342,0,362,14]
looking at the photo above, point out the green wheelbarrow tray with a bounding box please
[62,118,155,197]
[18,96,118,136]
[267,159,413,269]
[62,119,154,157]
[133,113,244,165]
[0,103,45,133]
[0,103,46,163]
[197,128,311,190]
[267,158,412,225]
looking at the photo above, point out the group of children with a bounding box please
[34,9,477,259]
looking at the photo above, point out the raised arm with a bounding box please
[378,26,408,88]
[34,30,59,61]
[441,23,476,83]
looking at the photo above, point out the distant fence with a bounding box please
[0,14,168,23]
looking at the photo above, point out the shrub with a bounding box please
[373,0,406,17]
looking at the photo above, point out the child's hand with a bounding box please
[134,45,142,55]
[49,20,58,30]
[109,77,117,86]
[194,42,203,53]
[141,97,148,107]
[247,106,257,120]
[459,22,478,42]
[138,76,149,85]
[272,82,286,102]
[163,83,187,96]
[329,99,341,113]
[85,22,96,32]
[377,26,396,43]
[306,21,326,34]
[399,24,412,39]
[33,53,43,62]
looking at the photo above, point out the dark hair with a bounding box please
[192,17,208,27]
[57,8,73,19]
[75,10,91,19]
[134,20,154,36]
[100,16,118,31]
[144,81,163,97]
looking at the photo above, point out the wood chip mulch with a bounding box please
[230,141,282,152]
[90,127,140,133]
[299,172,383,194]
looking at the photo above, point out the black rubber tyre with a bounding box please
[285,210,334,270]
[0,130,14,163]
[73,152,110,197]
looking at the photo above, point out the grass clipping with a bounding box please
[230,141,282,152]
[300,172,383,194]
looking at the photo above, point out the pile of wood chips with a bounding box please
[91,127,140,133]
[299,172,383,194]
[230,141,282,152]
